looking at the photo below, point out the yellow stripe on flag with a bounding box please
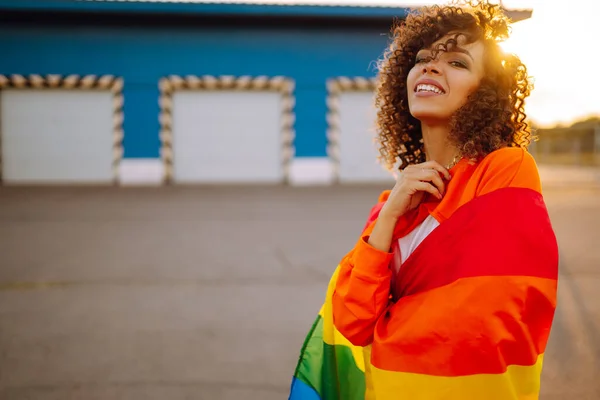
[369,353,545,400]
[318,265,367,373]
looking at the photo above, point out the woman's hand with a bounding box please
[380,161,452,221]
[366,161,451,253]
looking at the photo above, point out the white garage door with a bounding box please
[172,91,283,183]
[1,89,114,184]
[337,91,395,183]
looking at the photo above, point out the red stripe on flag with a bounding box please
[395,187,558,299]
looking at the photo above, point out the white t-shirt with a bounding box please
[391,214,440,276]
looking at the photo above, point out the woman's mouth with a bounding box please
[415,84,445,95]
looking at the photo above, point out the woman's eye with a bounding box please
[450,60,468,69]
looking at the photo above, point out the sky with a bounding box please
[499,0,600,127]
[200,0,598,127]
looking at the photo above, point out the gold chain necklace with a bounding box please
[445,153,462,170]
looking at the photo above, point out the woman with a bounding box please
[289,1,558,400]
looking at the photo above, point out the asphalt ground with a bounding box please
[0,183,598,399]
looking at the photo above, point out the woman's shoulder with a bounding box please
[480,146,533,163]
[471,146,541,195]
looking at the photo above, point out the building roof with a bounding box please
[0,0,532,21]
[79,0,426,6]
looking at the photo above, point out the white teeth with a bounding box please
[416,84,444,94]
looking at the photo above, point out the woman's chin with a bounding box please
[410,110,452,123]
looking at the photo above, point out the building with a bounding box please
[0,0,530,186]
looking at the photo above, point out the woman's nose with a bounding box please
[422,62,441,75]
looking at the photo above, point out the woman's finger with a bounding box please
[415,161,452,180]
[403,166,446,196]
[416,168,446,195]
[412,181,442,200]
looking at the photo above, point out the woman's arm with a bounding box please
[331,214,396,347]
[332,161,451,346]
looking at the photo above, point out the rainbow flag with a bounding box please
[289,265,369,400]
[288,186,558,400]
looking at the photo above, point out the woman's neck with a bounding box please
[421,123,460,168]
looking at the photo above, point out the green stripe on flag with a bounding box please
[293,315,366,400]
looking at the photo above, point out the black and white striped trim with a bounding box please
[326,76,377,182]
[0,74,124,184]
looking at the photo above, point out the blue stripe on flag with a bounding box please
[289,377,321,400]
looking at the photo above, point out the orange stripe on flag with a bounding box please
[371,275,557,376]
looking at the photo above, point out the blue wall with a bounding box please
[0,22,390,158]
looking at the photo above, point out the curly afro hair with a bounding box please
[375,0,533,170]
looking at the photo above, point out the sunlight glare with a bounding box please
[501,0,600,127]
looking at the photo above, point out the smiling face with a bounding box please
[407,33,486,124]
